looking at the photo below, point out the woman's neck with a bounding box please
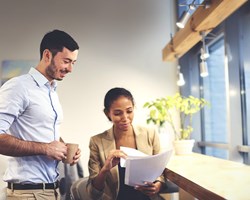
[113,126,136,149]
[113,126,133,138]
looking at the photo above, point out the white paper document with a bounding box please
[120,146,147,167]
[120,146,173,187]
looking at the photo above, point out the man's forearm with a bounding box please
[0,134,47,157]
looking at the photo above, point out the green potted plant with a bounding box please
[143,93,209,154]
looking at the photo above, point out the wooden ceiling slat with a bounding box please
[162,0,247,62]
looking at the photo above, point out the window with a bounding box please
[179,1,250,164]
[241,4,250,164]
[201,36,229,159]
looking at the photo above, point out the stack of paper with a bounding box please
[120,147,173,187]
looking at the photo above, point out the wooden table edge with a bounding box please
[164,168,226,200]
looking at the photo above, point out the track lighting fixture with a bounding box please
[203,0,211,9]
[176,10,191,29]
[200,60,209,77]
[177,0,211,29]
[179,0,211,10]
[200,31,210,59]
[177,71,185,86]
[199,30,213,77]
[200,46,210,60]
[177,63,185,86]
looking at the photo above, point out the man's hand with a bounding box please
[45,140,67,161]
[70,148,81,166]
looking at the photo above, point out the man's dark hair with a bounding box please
[40,29,79,60]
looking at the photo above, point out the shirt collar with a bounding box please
[29,67,57,90]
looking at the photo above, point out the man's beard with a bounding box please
[46,59,62,81]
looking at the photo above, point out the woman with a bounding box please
[86,87,165,200]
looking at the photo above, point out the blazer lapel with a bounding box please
[101,127,119,197]
[102,127,116,160]
[134,126,146,152]
[134,125,153,155]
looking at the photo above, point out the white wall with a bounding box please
[0,0,177,193]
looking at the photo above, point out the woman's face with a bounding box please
[107,96,134,131]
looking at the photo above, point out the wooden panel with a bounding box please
[162,0,247,61]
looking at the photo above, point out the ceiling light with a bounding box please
[177,0,211,29]
[189,1,196,10]
[200,31,209,60]
[200,60,209,77]
[176,10,191,29]
[180,0,211,9]
[203,0,211,9]
[200,46,209,60]
[177,73,185,86]
[176,63,185,86]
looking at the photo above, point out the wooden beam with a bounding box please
[162,0,247,62]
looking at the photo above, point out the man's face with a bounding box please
[46,47,78,81]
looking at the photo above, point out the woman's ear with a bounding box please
[104,110,111,121]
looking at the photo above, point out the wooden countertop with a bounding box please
[164,153,250,200]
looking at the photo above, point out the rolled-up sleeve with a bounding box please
[0,79,28,134]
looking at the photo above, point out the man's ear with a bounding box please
[42,49,52,63]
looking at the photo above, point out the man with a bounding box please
[0,29,81,199]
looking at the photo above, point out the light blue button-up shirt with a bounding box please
[0,67,63,184]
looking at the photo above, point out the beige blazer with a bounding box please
[86,125,165,200]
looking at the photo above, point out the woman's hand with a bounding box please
[94,149,127,191]
[102,149,127,172]
[134,181,162,197]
